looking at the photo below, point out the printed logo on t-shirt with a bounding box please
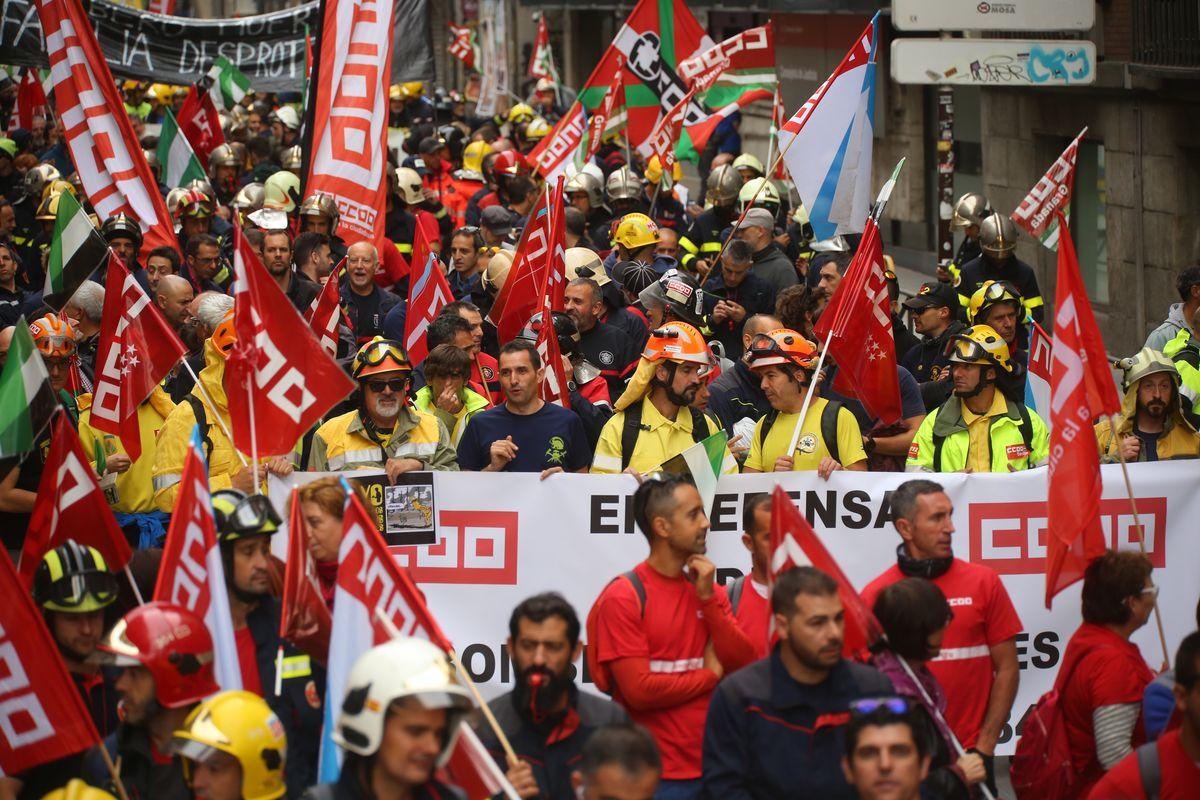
[598,350,615,366]
[546,435,566,465]
[1005,444,1029,460]
[947,596,973,607]
[798,433,817,454]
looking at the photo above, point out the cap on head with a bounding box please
[902,282,958,312]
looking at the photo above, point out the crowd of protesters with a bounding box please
[1,70,1198,800]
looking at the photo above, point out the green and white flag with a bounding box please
[45,191,108,310]
[661,430,734,513]
[0,321,59,462]
[157,109,206,188]
[207,56,252,110]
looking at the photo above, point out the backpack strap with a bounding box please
[621,570,646,618]
[620,401,645,472]
[820,400,843,464]
[1137,741,1161,800]
[757,408,780,450]
[185,395,214,462]
[728,575,746,615]
[1015,402,1034,453]
[689,407,708,443]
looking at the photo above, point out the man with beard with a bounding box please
[1095,348,1200,462]
[211,489,324,791]
[83,602,219,800]
[955,212,1044,324]
[261,229,319,313]
[309,337,458,475]
[900,282,967,413]
[589,476,756,797]
[702,567,893,799]
[907,325,1047,473]
[473,594,629,798]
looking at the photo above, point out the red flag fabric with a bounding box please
[404,252,455,366]
[771,85,788,179]
[305,0,391,250]
[226,227,356,456]
[18,412,132,587]
[0,548,101,775]
[447,22,477,69]
[441,724,520,797]
[534,194,569,408]
[584,56,624,163]
[769,485,881,657]
[528,100,586,184]
[176,85,226,167]
[153,428,243,690]
[678,24,775,95]
[1011,127,1087,248]
[280,488,332,665]
[306,270,346,358]
[685,89,773,154]
[646,86,697,175]
[1044,214,1122,607]
[9,68,48,132]
[89,255,187,460]
[487,188,556,344]
[37,0,177,257]
[811,217,903,424]
[527,15,555,80]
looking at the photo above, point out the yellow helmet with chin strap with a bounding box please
[968,280,1023,324]
[33,541,119,614]
[945,325,1013,374]
[462,140,494,174]
[172,690,288,800]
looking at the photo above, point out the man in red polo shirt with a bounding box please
[728,492,772,658]
[1087,631,1200,798]
[861,478,1020,793]
[590,475,756,798]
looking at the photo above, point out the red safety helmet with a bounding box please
[491,149,530,180]
[96,601,218,708]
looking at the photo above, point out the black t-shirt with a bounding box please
[348,289,383,341]
[577,322,640,402]
[457,403,591,472]
[1134,427,1161,462]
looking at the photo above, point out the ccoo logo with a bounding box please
[392,510,519,585]
[977,2,990,11]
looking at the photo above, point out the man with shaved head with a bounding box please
[155,274,194,333]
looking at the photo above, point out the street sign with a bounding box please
[893,0,1094,32]
[890,39,1097,86]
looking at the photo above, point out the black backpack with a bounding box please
[756,399,844,464]
[619,401,710,471]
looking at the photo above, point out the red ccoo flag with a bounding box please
[226,227,356,456]
[769,484,881,657]
[812,216,903,423]
[1044,214,1122,607]
[9,68,48,132]
[17,411,132,587]
[89,254,187,460]
[280,487,332,665]
[306,265,346,358]
[646,86,697,176]
[404,225,455,366]
[584,56,625,163]
[37,0,177,258]
[0,548,101,775]
[176,84,226,167]
[487,187,557,344]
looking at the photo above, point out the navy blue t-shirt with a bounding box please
[457,402,591,472]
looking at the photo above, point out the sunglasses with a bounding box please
[366,378,407,393]
[850,697,910,716]
[42,570,119,609]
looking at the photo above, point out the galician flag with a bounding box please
[0,321,59,463]
[207,56,252,111]
[776,13,879,241]
[45,191,108,310]
[661,430,735,513]
[157,108,207,189]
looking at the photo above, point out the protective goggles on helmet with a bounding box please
[40,570,119,610]
[213,492,281,538]
[944,336,993,365]
[742,332,817,370]
[981,281,1017,302]
[357,340,410,370]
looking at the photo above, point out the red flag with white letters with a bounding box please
[404,223,455,366]
[769,484,881,656]
[1045,214,1121,607]
[226,227,356,456]
[279,488,332,665]
[487,183,564,344]
[584,56,625,163]
[17,412,131,588]
[89,255,187,460]
[306,264,346,358]
[37,0,177,257]
[0,548,100,775]
[646,87,697,175]
[177,85,226,167]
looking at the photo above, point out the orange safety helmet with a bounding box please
[351,337,412,380]
[641,322,710,366]
[30,314,77,358]
[742,328,819,371]
[210,311,237,357]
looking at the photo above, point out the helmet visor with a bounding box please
[358,340,410,370]
[217,493,282,537]
[42,569,118,610]
[742,333,815,370]
[945,336,992,365]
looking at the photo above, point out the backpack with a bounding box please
[727,574,746,615]
[932,401,1034,471]
[619,401,709,471]
[1011,644,1114,799]
[584,570,646,695]
[1137,740,1161,800]
[757,399,843,464]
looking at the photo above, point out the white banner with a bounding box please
[271,461,1199,756]
[473,0,508,119]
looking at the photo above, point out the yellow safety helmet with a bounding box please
[612,213,659,251]
[42,178,77,203]
[507,103,536,124]
[211,489,281,543]
[40,780,118,800]
[150,83,174,106]
[945,325,1013,374]
[173,691,288,800]
[352,337,412,380]
[462,140,494,174]
[524,117,551,141]
[968,280,1023,324]
[400,81,425,100]
[33,541,119,614]
[732,153,765,179]
[644,155,682,186]
[481,249,514,294]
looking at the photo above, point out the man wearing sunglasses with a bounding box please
[309,337,458,477]
[901,282,967,413]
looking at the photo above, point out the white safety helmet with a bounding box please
[393,167,425,205]
[332,638,473,764]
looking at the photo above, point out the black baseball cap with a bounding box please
[903,281,957,311]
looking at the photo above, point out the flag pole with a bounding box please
[97,743,132,800]
[372,606,519,763]
[246,381,261,495]
[123,565,145,605]
[1108,422,1172,668]
[181,359,250,467]
[785,329,834,458]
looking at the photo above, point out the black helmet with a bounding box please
[518,310,580,356]
[638,269,705,329]
[33,540,119,614]
[211,489,281,543]
[101,213,143,248]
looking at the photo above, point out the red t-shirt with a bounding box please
[1060,622,1155,799]
[235,626,263,696]
[591,561,732,779]
[733,576,771,660]
[1087,729,1200,799]
[862,559,1022,748]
